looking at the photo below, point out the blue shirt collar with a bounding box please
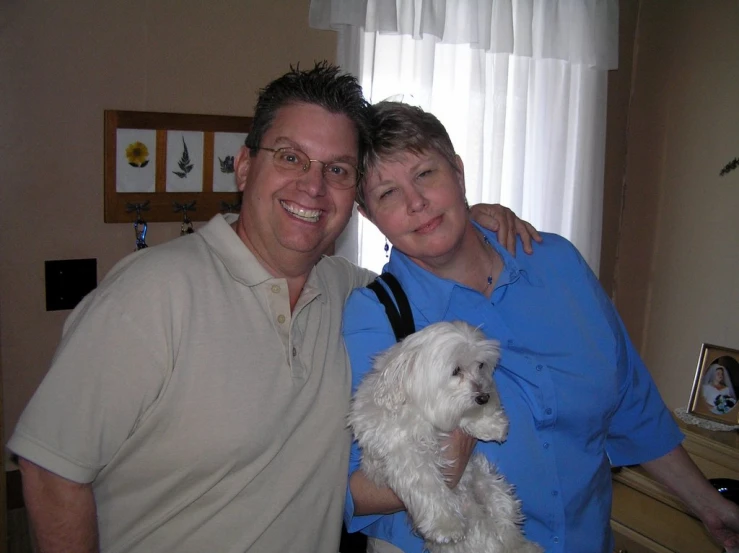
[384,222,540,322]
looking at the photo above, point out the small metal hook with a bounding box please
[126,201,151,250]
[220,200,242,214]
[173,201,196,235]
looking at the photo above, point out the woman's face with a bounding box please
[361,149,469,268]
[715,367,726,385]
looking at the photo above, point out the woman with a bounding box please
[342,102,739,553]
[702,363,737,414]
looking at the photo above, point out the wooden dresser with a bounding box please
[611,418,739,552]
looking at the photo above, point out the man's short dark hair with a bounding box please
[246,61,370,174]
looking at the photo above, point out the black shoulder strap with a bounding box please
[367,273,415,341]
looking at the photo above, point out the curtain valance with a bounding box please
[309,0,618,70]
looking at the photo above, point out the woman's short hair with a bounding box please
[357,101,459,212]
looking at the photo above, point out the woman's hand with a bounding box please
[643,445,739,552]
[699,495,739,552]
[439,428,477,488]
[469,204,542,255]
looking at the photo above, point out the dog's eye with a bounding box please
[452,366,461,377]
[478,362,485,371]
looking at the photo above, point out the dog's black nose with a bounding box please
[475,393,490,405]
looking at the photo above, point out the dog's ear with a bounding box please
[372,342,417,411]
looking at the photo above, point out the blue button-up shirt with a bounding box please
[342,227,683,553]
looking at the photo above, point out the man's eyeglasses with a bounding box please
[256,147,360,190]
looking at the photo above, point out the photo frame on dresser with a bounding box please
[688,343,739,424]
[104,110,252,223]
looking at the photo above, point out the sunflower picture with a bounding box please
[126,141,150,168]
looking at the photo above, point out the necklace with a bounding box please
[482,236,494,289]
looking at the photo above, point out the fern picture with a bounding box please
[173,137,194,178]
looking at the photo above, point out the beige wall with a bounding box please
[0,0,337,445]
[600,0,640,298]
[614,0,739,409]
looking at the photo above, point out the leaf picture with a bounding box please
[219,155,235,173]
[173,137,194,178]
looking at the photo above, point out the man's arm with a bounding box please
[469,204,542,255]
[19,457,99,553]
[642,445,739,552]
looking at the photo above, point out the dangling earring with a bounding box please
[384,238,390,258]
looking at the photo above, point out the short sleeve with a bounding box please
[563,245,684,465]
[605,312,684,465]
[7,276,170,483]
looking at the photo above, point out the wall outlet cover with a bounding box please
[45,258,98,311]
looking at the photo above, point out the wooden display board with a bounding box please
[104,110,252,223]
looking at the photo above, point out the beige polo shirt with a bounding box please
[9,214,374,553]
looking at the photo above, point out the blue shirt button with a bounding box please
[553,536,560,543]
[545,407,552,415]
[543,442,550,449]
[552,490,558,497]
[536,364,543,371]
[508,339,514,346]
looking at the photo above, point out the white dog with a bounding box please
[349,321,542,553]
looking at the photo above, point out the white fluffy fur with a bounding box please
[349,321,542,553]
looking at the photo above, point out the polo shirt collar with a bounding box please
[198,214,274,286]
[197,215,326,304]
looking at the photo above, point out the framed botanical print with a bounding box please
[104,110,252,223]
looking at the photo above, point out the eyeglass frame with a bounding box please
[254,146,362,190]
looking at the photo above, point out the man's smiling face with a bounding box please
[234,102,359,274]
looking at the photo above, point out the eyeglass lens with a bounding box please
[271,148,357,188]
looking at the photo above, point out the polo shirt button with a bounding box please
[545,408,552,415]
[543,442,549,449]
[551,490,558,497]
[277,314,286,324]
[536,364,543,371]
[553,536,560,543]
[292,347,297,357]
[271,284,281,293]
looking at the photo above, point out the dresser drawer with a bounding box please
[612,520,671,553]
[610,417,739,552]
[611,473,720,553]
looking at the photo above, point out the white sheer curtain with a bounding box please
[310,0,618,274]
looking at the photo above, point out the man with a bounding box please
[8,63,534,553]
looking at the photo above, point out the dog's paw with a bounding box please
[464,411,508,442]
[422,516,467,544]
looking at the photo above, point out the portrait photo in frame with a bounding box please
[687,343,739,424]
